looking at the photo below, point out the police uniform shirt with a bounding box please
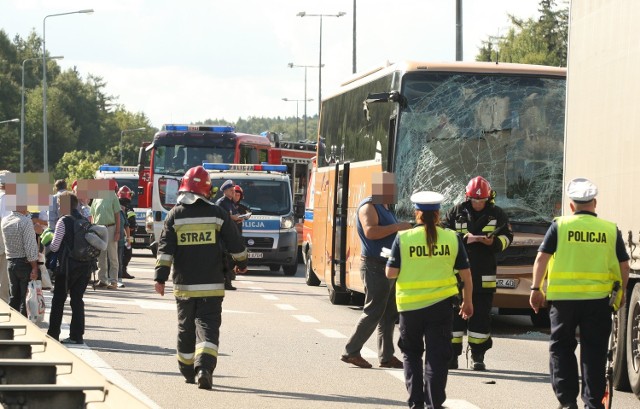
[387,232,470,270]
[538,210,629,263]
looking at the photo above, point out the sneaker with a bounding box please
[380,356,403,369]
[471,353,486,371]
[106,282,118,290]
[117,281,125,288]
[61,337,84,345]
[341,355,372,368]
[448,355,459,370]
[96,281,109,288]
[196,369,213,390]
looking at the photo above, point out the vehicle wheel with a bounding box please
[150,243,157,258]
[530,308,551,328]
[350,291,365,306]
[305,255,320,286]
[282,263,298,276]
[328,287,350,305]
[269,265,280,272]
[626,283,640,398]
[613,304,631,391]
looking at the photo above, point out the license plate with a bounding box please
[496,278,519,289]
[248,252,263,259]
[134,238,145,243]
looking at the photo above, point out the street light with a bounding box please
[120,127,147,165]
[23,55,63,173]
[287,62,323,140]
[43,8,93,172]
[297,11,346,115]
[282,98,313,140]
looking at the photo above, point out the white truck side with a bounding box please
[565,0,640,397]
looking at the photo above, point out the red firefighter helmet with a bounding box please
[108,179,119,192]
[233,185,244,199]
[118,185,133,200]
[178,166,212,197]
[465,176,491,199]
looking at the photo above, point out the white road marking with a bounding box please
[316,329,346,338]
[360,347,377,359]
[246,286,264,291]
[275,303,297,311]
[292,314,319,323]
[261,294,279,300]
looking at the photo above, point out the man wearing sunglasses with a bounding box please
[443,176,513,371]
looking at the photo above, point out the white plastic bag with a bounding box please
[38,253,53,289]
[26,280,45,324]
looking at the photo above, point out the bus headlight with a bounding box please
[280,216,295,230]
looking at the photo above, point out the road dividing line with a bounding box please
[275,303,297,311]
[316,329,347,338]
[261,294,279,300]
[292,314,319,323]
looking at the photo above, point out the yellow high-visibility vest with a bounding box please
[396,226,459,312]
[546,215,621,302]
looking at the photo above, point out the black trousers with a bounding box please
[47,266,91,342]
[7,259,31,316]
[452,291,493,356]
[122,245,132,275]
[549,298,611,409]
[398,298,454,409]
[176,296,223,380]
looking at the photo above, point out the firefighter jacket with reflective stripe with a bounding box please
[443,201,513,293]
[396,226,459,312]
[546,214,621,301]
[155,200,248,298]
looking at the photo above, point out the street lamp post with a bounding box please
[282,98,313,140]
[120,127,147,165]
[43,8,93,172]
[297,11,346,115]
[23,56,63,173]
[287,63,323,140]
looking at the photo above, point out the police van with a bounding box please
[204,163,300,275]
[95,164,153,250]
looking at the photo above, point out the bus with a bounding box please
[306,61,566,324]
[143,124,275,255]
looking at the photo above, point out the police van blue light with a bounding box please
[99,165,122,172]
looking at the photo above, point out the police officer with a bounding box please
[530,178,630,409]
[386,191,473,409]
[442,176,513,370]
[155,166,248,390]
[117,186,136,280]
[216,180,241,290]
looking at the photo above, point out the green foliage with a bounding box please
[53,150,102,184]
[476,0,568,67]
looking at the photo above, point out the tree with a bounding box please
[476,0,568,66]
[53,150,102,183]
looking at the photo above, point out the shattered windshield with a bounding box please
[394,72,566,223]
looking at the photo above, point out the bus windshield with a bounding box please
[394,72,566,223]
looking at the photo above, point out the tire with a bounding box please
[613,305,631,391]
[530,308,551,328]
[305,255,320,286]
[282,263,298,276]
[626,283,640,398]
[328,286,350,305]
[269,265,280,272]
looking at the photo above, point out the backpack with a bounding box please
[69,217,102,262]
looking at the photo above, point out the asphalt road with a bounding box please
[38,250,639,409]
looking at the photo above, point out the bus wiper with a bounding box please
[363,91,406,120]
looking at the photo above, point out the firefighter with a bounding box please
[386,191,473,409]
[117,186,136,279]
[442,176,513,370]
[154,166,248,389]
[530,178,630,409]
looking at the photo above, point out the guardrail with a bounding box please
[0,304,150,408]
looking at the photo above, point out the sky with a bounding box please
[1,0,544,129]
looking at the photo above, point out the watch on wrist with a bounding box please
[530,286,540,291]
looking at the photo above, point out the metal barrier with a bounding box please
[0,304,151,408]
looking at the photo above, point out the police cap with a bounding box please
[220,179,234,191]
[567,177,598,203]
[410,191,444,211]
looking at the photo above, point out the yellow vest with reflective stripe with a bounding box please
[546,215,621,301]
[396,226,459,312]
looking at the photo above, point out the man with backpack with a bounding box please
[47,191,99,344]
